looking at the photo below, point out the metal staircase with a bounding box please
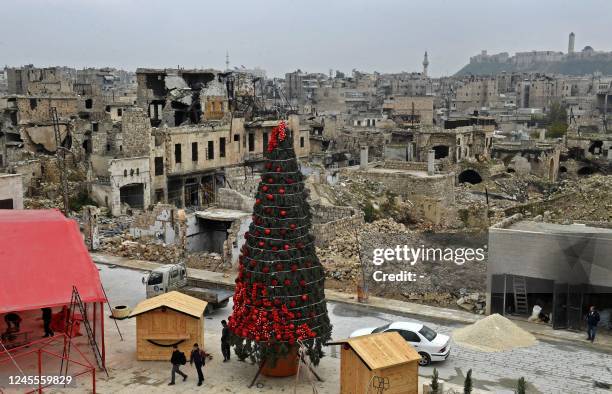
[61,286,108,377]
[512,276,529,315]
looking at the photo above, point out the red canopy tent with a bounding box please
[0,209,106,366]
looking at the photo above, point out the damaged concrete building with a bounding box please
[491,140,561,181]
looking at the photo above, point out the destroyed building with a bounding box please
[491,139,561,181]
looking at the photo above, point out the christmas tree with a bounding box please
[228,120,332,367]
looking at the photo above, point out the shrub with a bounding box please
[464,369,473,394]
[516,377,526,394]
[431,368,439,393]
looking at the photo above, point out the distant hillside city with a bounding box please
[457,32,612,76]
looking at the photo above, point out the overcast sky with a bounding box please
[1,0,611,77]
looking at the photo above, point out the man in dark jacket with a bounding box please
[189,343,211,386]
[221,320,231,362]
[168,344,187,385]
[42,308,54,337]
[586,306,601,343]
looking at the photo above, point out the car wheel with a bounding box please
[418,352,431,366]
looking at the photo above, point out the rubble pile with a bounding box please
[329,176,385,209]
[185,252,230,271]
[455,291,487,313]
[99,235,183,262]
[317,219,413,282]
[543,175,612,222]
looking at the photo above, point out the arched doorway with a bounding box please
[458,169,483,184]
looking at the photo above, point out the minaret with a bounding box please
[568,32,575,54]
[225,50,230,71]
[423,51,429,77]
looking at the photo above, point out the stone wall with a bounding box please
[130,203,180,244]
[382,160,428,171]
[311,203,364,247]
[216,188,255,212]
[121,108,151,157]
[339,166,456,226]
[15,96,77,124]
[224,166,260,198]
[341,167,455,206]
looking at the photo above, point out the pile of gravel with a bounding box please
[452,313,537,352]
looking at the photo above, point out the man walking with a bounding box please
[189,343,211,386]
[586,306,600,343]
[221,320,231,362]
[168,344,187,385]
[42,308,54,338]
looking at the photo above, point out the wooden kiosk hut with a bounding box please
[129,291,207,361]
[329,332,421,394]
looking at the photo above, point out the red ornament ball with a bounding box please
[271,279,278,286]
[290,223,297,230]
[280,210,287,217]
[283,244,290,251]
[255,198,261,205]
[262,185,269,192]
[289,301,297,308]
[291,264,298,272]
[258,241,265,247]
[275,263,283,271]
[264,228,271,235]
[275,166,282,172]
[284,279,291,286]
[262,266,270,273]
[299,279,306,287]
[301,294,309,302]
[279,188,285,194]
[268,178,274,183]
[266,194,274,201]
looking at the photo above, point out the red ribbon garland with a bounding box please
[267,120,287,152]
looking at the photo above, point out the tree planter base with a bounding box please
[260,346,299,377]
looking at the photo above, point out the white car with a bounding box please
[350,322,450,366]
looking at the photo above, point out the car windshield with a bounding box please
[147,272,163,285]
[418,325,437,341]
[372,323,391,333]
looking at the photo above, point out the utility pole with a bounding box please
[50,107,69,215]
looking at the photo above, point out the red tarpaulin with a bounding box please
[0,209,106,313]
